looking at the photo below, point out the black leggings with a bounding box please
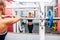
[28,24,33,33]
[0,32,7,40]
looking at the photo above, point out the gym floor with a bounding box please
[5,32,60,40]
[5,24,60,40]
[45,33,60,40]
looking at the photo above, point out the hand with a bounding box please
[13,15,22,20]
[2,15,13,18]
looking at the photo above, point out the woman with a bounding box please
[27,12,35,33]
[0,2,21,40]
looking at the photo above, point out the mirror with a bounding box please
[7,2,40,34]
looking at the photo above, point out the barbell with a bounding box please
[21,9,59,28]
[21,17,60,28]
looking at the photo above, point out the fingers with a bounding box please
[2,15,22,20]
[1,15,13,18]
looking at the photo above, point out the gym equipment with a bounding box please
[21,17,60,20]
[52,22,57,31]
[47,9,53,28]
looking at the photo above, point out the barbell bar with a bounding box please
[21,17,60,20]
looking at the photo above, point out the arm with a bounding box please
[4,15,21,25]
